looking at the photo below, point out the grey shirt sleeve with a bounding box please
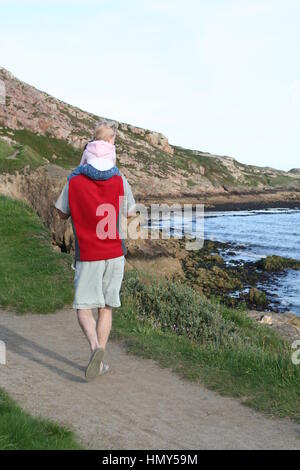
[55,182,70,216]
[121,174,136,216]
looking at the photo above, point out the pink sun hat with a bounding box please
[80,140,117,167]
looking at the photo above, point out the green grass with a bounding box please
[267,174,296,187]
[0,389,81,450]
[0,128,82,171]
[0,195,73,313]
[0,139,14,159]
[112,272,300,422]
[0,139,45,173]
[12,129,82,168]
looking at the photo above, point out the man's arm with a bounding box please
[55,182,71,220]
[56,208,70,220]
[121,174,136,218]
[119,174,139,236]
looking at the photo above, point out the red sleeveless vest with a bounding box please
[68,174,125,261]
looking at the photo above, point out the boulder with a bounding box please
[248,288,267,307]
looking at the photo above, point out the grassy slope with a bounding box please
[0,139,45,173]
[0,196,80,450]
[0,195,73,313]
[0,128,82,172]
[0,389,81,450]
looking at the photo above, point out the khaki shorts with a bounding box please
[73,256,125,310]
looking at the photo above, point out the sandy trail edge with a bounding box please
[0,309,299,450]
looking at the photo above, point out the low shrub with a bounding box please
[122,272,240,347]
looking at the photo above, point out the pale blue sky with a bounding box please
[1,0,299,170]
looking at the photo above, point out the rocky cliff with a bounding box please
[0,66,300,206]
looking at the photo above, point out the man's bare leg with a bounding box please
[77,309,100,352]
[96,306,112,372]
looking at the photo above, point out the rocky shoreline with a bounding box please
[126,234,300,342]
[141,188,300,211]
[127,236,300,312]
[203,198,300,212]
[182,239,300,310]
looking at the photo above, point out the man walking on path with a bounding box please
[55,123,135,380]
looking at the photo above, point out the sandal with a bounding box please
[85,348,105,381]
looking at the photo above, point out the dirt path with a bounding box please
[0,309,299,450]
